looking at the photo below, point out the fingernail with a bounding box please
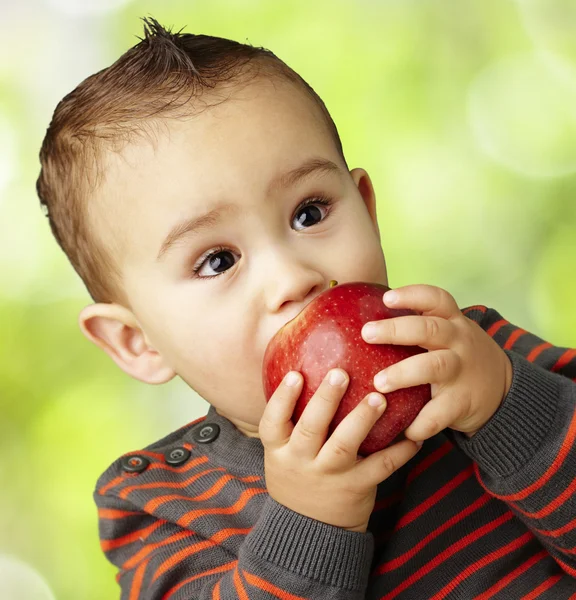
[329,369,346,386]
[368,393,385,407]
[285,372,300,387]
[362,323,377,341]
[384,290,398,304]
[374,372,388,391]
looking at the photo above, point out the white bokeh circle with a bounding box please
[467,52,576,178]
[0,555,55,600]
[515,0,576,66]
[515,0,576,93]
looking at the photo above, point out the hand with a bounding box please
[361,284,513,442]
[259,368,422,533]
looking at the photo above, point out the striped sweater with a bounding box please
[94,305,576,599]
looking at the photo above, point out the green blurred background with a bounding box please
[1,0,575,597]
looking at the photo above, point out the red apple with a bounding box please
[262,280,431,456]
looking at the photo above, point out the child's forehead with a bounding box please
[92,81,341,263]
[112,81,333,182]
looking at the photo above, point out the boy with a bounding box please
[36,17,576,599]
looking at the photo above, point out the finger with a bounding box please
[317,391,388,470]
[373,349,461,394]
[362,315,456,350]
[258,371,302,449]
[403,394,465,442]
[289,368,350,459]
[353,437,423,489]
[383,284,461,320]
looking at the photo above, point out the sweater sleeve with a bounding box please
[447,306,576,577]
[94,473,374,599]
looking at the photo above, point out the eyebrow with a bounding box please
[156,157,341,261]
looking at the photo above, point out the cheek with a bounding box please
[124,274,248,374]
[334,224,384,278]
[128,295,193,363]
[157,310,242,370]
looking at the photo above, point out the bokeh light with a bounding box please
[515,0,576,70]
[514,0,576,94]
[467,52,576,178]
[0,555,55,600]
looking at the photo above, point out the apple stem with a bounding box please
[329,280,338,288]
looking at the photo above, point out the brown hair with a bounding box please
[36,16,346,306]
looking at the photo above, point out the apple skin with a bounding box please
[262,281,431,456]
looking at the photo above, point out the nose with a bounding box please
[263,245,326,315]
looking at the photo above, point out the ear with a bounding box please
[78,303,176,385]
[350,167,380,240]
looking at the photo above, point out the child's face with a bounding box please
[81,78,388,437]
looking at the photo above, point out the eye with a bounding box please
[292,195,333,231]
[190,195,335,280]
[191,245,237,280]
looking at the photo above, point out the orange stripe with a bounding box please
[177,487,268,528]
[160,561,236,600]
[244,569,310,599]
[552,554,576,577]
[378,494,491,574]
[146,455,213,476]
[98,508,141,519]
[99,473,129,496]
[187,474,263,495]
[128,559,148,600]
[121,467,226,500]
[553,349,576,373]
[538,534,576,556]
[152,528,249,582]
[121,466,259,499]
[381,512,515,599]
[530,515,576,539]
[97,455,210,497]
[99,453,261,500]
[150,468,262,483]
[504,327,527,349]
[144,455,209,475]
[430,532,533,599]
[473,406,576,502]
[123,530,195,570]
[233,566,248,599]
[473,549,547,599]
[513,474,576,520]
[461,305,488,316]
[213,578,221,600]
[527,342,552,363]
[101,519,164,551]
[486,319,507,337]
[144,477,266,513]
[520,574,562,600]
[133,449,166,460]
[406,440,454,485]
[394,466,473,530]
